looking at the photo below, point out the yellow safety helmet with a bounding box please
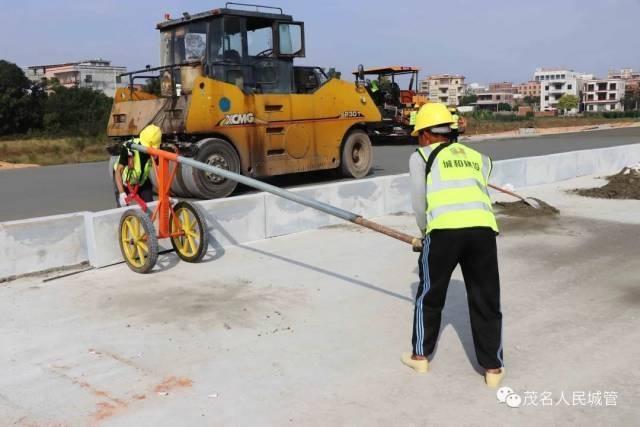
[411,103,454,136]
[448,106,458,113]
[139,124,162,148]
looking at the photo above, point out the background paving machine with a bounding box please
[108,3,382,199]
[353,66,425,141]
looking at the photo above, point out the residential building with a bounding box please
[582,79,626,112]
[534,68,590,113]
[420,74,466,106]
[488,82,516,94]
[466,82,488,94]
[517,81,541,98]
[475,92,515,111]
[608,68,640,94]
[626,79,640,94]
[419,78,429,93]
[608,68,640,80]
[25,59,126,97]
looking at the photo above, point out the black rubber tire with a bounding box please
[143,155,192,198]
[184,138,240,199]
[174,163,196,198]
[118,209,158,274]
[170,201,209,262]
[340,130,373,178]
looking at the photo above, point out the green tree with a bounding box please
[523,95,539,106]
[497,102,512,112]
[0,60,44,135]
[622,91,640,111]
[459,94,477,106]
[557,93,579,114]
[43,86,112,136]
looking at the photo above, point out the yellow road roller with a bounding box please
[107,3,382,199]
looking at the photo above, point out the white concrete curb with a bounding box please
[2,143,640,280]
[1,212,88,280]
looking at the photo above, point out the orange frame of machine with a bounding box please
[145,146,182,239]
[118,144,210,273]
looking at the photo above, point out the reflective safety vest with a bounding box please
[113,139,151,186]
[450,113,460,130]
[409,110,418,126]
[417,142,498,234]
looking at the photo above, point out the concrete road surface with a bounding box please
[1,127,639,222]
[0,176,637,425]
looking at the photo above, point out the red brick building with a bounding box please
[517,81,541,98]
[488,82,517,94]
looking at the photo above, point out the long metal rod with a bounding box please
[488,183,541,209]
[179,156,359,222]
[131,144,420,247]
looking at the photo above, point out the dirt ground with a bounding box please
[465,120,640,140]
[465,117,640,139]
[573,167,640,200]
[494,198,560,217]
[0,160,38,170]
[0,137,108,166]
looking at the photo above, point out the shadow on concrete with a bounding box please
[207,217,412,303]
[149,224,229,273]
[199,248,226,264]
[410,278,483,375]
[154,250,180,273]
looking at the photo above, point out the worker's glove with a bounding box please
[411,237,423,253]
[118,192,128,207]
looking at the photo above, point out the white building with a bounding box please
[420,74,466,106]
[608,68,640,80]
[583,79,626,112]
[466,82,489,94]
[25,59,126,97]
[607,68,640,95]
[534,68,591,113]
[475,92,515,111]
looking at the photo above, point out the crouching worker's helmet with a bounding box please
[139,124,162,149]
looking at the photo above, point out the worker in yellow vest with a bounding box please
[402,103,504,388]
[448,106,460,142]
[409,109,418,127]
[114,125,162,207]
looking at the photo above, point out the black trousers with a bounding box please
[449,129,459,142]
[411,227,503,369]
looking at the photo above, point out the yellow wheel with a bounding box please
[170,201,209,262]
[118,209,158,273]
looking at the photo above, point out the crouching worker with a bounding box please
[114,124,162,208]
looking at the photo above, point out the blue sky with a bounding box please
[2,0,639,83]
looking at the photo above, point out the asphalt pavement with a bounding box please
[1,127,639,221]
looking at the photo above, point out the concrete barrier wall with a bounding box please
[2,143,640,279]
[491,143,640,188]
[0,213,88,280]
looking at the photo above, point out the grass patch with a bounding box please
[465,116,638,135]
[0,136,110,166]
